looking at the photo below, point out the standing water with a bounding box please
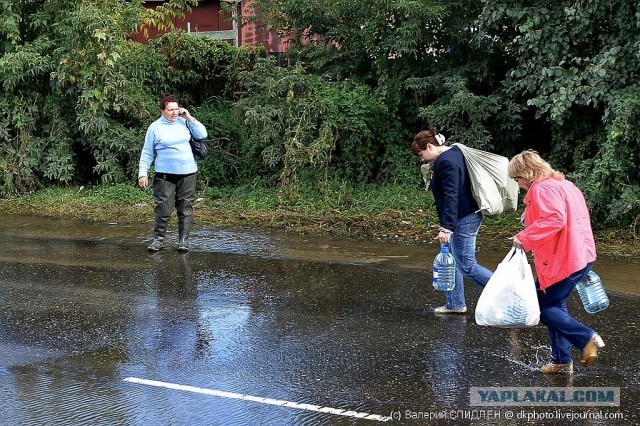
[0,215,637,424]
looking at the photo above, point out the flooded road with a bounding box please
[0,215,637,425]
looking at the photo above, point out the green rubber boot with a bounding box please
[177,216,192,252]
[147,217,168,252]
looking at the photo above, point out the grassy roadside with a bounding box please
[0,183,638,261]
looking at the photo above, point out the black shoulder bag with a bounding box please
[186,121,208,161]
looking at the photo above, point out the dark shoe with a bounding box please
[147,238,164,252]
[434,306,467,314]
[582,334,605,368]
[540,363,573,374]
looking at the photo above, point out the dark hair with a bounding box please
[160,93,178,111]
[410,126,442,155]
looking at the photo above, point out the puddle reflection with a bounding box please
[0,215,636,424]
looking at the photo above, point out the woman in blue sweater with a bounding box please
[411,128,492,313]
[138,94,208,252]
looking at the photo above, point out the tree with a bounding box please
[240,0,524,177]
[477,0,640,226]
[0,0,194,192]
[233,57,390,198]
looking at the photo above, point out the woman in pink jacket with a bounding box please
[508,150,604,374]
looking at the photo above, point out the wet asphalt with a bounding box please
[0,215,637,425]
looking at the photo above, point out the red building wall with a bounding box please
[137,0,288,53]
[239,1,288,53]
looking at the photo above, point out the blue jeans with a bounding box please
[537,262,595,364]
[445,212,493,309]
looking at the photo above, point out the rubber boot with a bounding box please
[148,217,168,252]
[177,216,192,252]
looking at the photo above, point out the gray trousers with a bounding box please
[152,172,196,235]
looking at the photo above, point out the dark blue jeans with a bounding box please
[537,262,595,364]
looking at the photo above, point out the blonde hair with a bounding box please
[508,150,564,184]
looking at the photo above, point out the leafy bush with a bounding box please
[0,0,242,194]
[2,0,640,232]
[189,99,250,187]
[233,57,406,199]
[570,89,640,228]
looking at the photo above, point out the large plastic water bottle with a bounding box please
[576,271,609,314]
[433,243,456,291]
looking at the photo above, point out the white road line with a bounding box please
[124,377,391,422]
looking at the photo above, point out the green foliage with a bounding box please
[233,57,393,199]
[1,0,639,232]
[189,98,250,187]
[478,1,638,124]
[149,31,238,105]
[570,89,640,228]
[0,1,141,192]
[234,58,339,198]
[0,0,241,195]
[79,182,152,204]
[400,0,524,152]
[243,0,522,167]
[249,0,445,82]
[239,0,448,182]
[200,180,429,215]
[478,0,640,226]
[408,76,521,150]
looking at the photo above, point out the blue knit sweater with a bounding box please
[138,115,208,178]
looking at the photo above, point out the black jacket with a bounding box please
[430,146,479,231]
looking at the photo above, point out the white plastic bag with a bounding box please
[475,247,540,327]
[453,143,519,216]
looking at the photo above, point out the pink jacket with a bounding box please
[516,178,596,291]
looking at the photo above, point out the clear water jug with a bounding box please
[576,271,609,314]
[433,243,456,291]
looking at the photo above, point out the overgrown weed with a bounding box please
[1,182,637,260]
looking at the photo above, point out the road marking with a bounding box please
[124,377,390,422]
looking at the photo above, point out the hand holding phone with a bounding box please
[178,107,194,122]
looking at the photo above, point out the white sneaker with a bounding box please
[434,306,467,314]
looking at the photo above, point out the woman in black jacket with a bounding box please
[411,128,493,314]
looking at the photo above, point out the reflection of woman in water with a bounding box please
[428,316,468,407]
[154,255,211,360]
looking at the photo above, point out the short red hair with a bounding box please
[160,93,178,111]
